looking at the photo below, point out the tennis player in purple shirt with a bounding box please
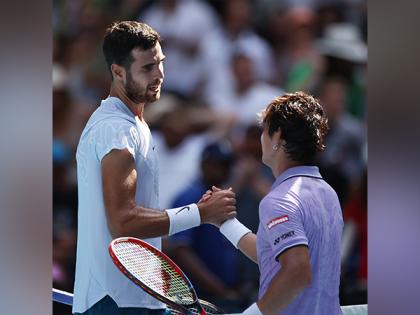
[215,92,344,315]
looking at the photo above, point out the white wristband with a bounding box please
[243,303,263,315]
[165,203,201,236]
[219,218,251,248]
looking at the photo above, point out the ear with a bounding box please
[272,129,282,144]
[110,64,126,83]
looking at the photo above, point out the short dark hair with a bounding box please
[260,91,329,164]
[102,21,161,72]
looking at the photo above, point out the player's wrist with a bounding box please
[165,203,201,236]
[219,218,251,248]
[196,202,207,222]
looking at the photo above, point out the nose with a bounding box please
[156,63,164,80]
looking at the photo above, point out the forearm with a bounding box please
[107,188,236,240]
[238,233,258,263]
[219,218,257,263]
[110,202,205,238]
[108,205,170,239]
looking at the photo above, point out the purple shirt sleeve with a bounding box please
[260,194,309,261]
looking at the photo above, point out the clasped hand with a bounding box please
[197,186,236,226]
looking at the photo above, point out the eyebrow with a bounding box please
[142,56,166,69]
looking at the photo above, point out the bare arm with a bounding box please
[102,148,169,238]
[208,186,258,263]
[237,233,258,263]
[257,246,312,315]
[102,149,236,238]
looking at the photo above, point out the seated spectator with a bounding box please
[201,0,276,109]
[165,141,247,311]
[315,75,366,205]
[140,0,220,98]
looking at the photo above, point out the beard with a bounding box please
[125,71,161,104]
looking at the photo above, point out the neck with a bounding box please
[270,154,302,178]
[109,84,145,119]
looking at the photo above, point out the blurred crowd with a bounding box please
[53,0,367,313]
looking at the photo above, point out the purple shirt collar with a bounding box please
[271,165,322,190]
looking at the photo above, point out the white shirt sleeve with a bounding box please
[94,120,140,162]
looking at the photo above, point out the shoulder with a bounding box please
[94,119,139,143]
[260,183,302,218]
[90,118,140,162]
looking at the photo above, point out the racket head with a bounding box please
[109,237,204,314]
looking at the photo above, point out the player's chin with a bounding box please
[146,90,161,103]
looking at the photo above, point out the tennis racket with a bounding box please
[52,287,223,314]
[168,299,223,315]
[109,237,223,315]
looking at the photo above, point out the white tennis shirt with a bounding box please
[73,96,165,313]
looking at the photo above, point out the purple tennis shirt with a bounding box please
[256,166,343,315]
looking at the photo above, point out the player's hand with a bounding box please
[197,185,225,204]
[198,190,213,203]
[197,187,236,225]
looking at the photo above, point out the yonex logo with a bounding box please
[273,231,295,245]
[267,215,289,229]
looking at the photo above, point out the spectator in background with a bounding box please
[315,75,365,205]
[230,124,274,302]
[231,124,274,234]
[315,1,347,37]
[167,141,244,311]
[340,168,367,305]
[147,94,210,209]
[316,22,367,119]
[62,3,110,106]
[208,51,283,139]
[140,0,220,98]
[264,4,324,93]
[53,87,78,300]
[201,0,276,109]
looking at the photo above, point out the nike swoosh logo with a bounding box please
[176,206,190,214]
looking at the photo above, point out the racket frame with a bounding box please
[109,237,206,315]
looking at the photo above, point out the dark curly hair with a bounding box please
[102,21,161,74]
[260,91,329,164]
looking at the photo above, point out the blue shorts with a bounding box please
[74,295,169,315]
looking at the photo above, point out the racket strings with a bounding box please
[113,242,195,305]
